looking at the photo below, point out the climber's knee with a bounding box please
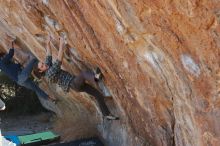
[70,79,84,92]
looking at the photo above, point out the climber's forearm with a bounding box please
[57,37,65,62]
[46,42,52,56]
[57,47,65,62]
[46,35,52,56]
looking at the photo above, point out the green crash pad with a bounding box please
[18,131,60,146]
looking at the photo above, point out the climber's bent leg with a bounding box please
[70,81,110,116]
[81,83,111,116]
[71,70,97,90]
[14,49,33,66]
[18,79,49,100]
[17,58,37,83]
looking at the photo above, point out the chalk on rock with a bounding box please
[42,0,49,6]
[44,16,62,31]
[181,54,200,77]
[60,31,68,45]
[69,48,81,60]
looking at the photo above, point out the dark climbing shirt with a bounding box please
[44,56,74,92]
[0,48,22,81]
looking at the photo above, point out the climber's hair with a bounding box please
[32,66,45,79]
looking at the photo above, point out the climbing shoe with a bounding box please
[49,97,59,104]
[105,114,119,120]
[94,67,103,82]
[52,100,58,104]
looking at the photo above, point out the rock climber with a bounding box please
[0,40,56,111]
[33,35,119,120]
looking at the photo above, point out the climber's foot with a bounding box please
[49,96,59,104]
[105,114,119,120]
[51,99,59,104]
[94,67,103,82]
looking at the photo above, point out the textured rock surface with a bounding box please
[0,0,220,146]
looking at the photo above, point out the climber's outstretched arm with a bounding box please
[57,37,65,63]
[46,35,52,56]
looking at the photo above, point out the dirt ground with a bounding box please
[0,112,55,136]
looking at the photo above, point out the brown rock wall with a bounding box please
[0,0,219,146]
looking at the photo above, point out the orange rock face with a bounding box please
[0,0,219,146]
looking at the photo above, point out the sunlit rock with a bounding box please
[0,0,219,146]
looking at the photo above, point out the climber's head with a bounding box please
[37,61,49,72]
[33,61,48,79]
